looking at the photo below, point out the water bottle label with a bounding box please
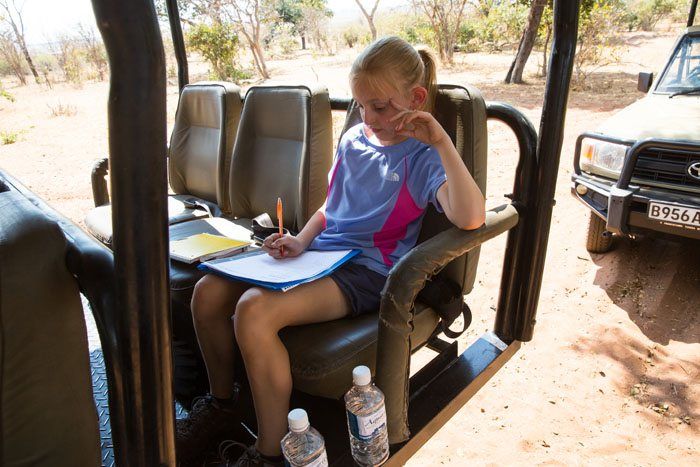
[284,452,328,467]
[346,407,387,442]
[307,452,328,467]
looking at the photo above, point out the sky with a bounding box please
[19,0,406,47]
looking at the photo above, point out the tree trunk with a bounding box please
[17,37,39,84]
[6,14,39,84]
[354,0,379,41]
[505,0,546,84]
[301,35,306,50]
[253,42,269,79]
[540,24,551,77]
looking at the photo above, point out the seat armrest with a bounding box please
[375,203,519,443]
[91,157,110,207]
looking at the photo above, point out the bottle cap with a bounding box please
[288,408,310,432]
[352,365,372,386]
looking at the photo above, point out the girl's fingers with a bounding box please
[263,233,281,247]
[389,98,409,112]
[389,109,413,122]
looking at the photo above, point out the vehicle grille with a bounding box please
[632,147,700,191]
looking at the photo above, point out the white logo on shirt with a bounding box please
[383,171,400,182]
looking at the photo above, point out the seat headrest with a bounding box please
[168,81,242,213]
[228,85,333,230]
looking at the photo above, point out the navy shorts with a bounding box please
[328,262,387,317]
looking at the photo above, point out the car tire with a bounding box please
[586,212,613,253]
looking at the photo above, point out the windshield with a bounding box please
[655,34,700,93]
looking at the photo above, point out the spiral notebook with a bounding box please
[199,249,360,291]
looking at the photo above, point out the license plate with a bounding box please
[648,202,700,228]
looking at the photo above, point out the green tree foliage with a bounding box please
[574,0,626,85]
[187,23,250,81]
[622,0,685,31]
[275,0,332,49]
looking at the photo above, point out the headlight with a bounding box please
[580,138,628,174]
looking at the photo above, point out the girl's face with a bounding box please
[351,77,420,146]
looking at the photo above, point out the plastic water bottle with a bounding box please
[281,408,329,467]
[344,366,389,466]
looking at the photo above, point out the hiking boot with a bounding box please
[176,386,241,463]
[220,442,284,467]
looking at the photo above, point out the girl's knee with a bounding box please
[234,288,276,346]
[191,274,235,323]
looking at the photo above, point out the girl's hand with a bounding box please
[262,233,305,259]
[389,99,449,147]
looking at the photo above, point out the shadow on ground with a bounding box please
[591,235,700,345]
[475,71,641,112]
[571,327,698,429]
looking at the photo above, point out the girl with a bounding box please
[176,36,485,466]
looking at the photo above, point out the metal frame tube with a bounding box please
[495,0,580,342]
[165,0,189,90]
[91,0,175,465]
[689,0,697,27]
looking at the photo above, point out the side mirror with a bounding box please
[637,72,654,93]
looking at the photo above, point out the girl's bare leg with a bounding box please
[190,274,251,398]
[233,278,350,456]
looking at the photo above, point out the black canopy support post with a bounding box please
[494,0,580,343]
[690,0,697,27]
[166,0,189,90]
[91,1,175,466]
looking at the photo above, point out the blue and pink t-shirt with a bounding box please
[310,123,447,276]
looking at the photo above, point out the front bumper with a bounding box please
[571,135,700,240]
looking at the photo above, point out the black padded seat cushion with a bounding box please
[281,303,439,399]
[85,196,210,246]
[0,191,100,465]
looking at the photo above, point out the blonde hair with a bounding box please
[350,36,438,114]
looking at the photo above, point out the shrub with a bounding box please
[575,1,624,86]
[187,23,250,82]
[0,82,14,102]
[1,130,20,145]
[268,22,299,57]
[341,24,361,48]
[377,12,436,49]
[625,0,684,31]
[468,3,529,52]
[48,102,78,117]
[54,35,85,85]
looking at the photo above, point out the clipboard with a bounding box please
[199,249,360,291]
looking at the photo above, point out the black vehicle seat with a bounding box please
[85,81,243,246]
[226,84,333,230]
[279,84,487,399]
[170,83,333,305]
[169,85,333,402]
[0,188,100,466]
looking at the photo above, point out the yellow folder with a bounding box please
[170,233,251,264]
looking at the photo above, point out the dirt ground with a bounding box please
[1,26,698,466]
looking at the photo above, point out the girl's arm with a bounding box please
[433,140,486,230]
[391,101,485,230]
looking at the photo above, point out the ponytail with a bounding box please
[416,46,438,115]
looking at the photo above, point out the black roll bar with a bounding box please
[690,0,697,27]
[495,0,580,343]
[165,0,189,90]
[91,0,175,466]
